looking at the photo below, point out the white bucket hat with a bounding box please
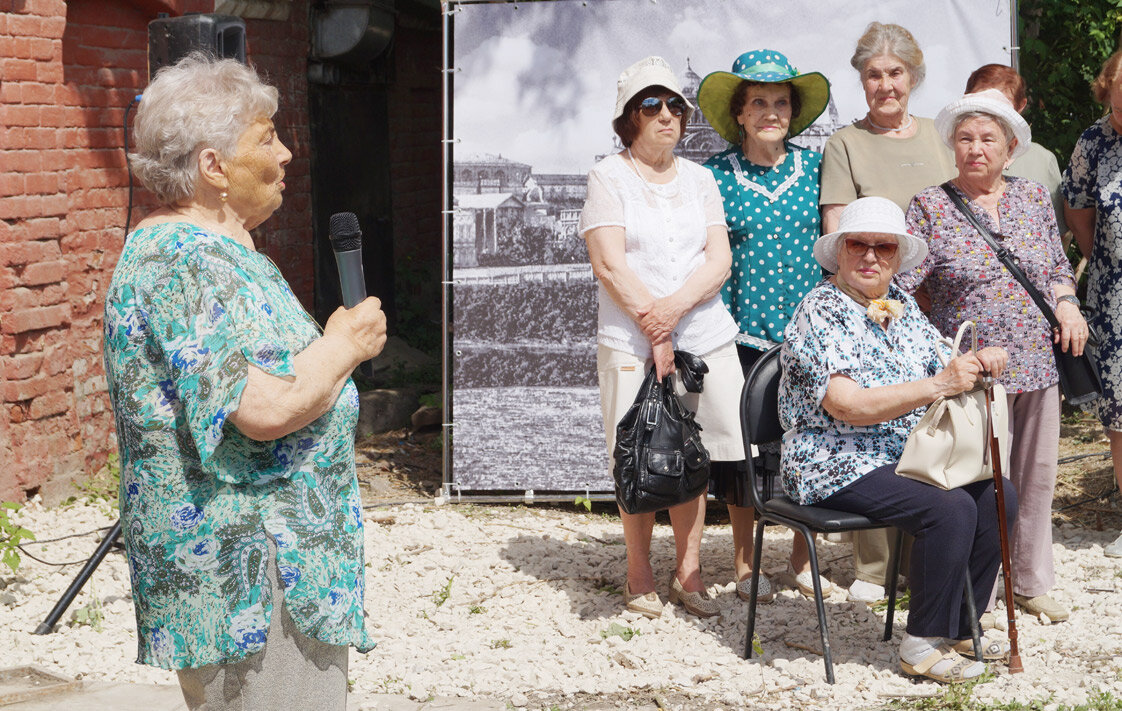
[613,56,694,121]
[934,88,1031,160]
[814,197,928,273]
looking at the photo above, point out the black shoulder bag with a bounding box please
[613,350,711,515]
[939,182,1102,406]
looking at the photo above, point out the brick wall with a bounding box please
[387,15,443,338]
[0,0,313,501]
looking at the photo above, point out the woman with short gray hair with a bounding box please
[105,52,386,709]
[898,89,1086,625]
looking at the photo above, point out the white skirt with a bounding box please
[596,340,746,464]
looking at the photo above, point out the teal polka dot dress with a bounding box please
[704,143,823,351]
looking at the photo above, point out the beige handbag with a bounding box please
[896,321,1010,490]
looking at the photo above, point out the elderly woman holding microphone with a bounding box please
[580,56,743,619]
[898,90,1086,624]
[781,197,1015,683]
[697,49,834,602]
[104,54,385,709]
[819,21,956,604]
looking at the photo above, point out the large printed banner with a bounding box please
[449,0,1013,494]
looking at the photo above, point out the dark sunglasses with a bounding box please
[638,96,688,117]
[843,237,899,259]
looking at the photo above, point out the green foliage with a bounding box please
[573,495,592,512]
[599,622,639,642]
[432,576,454,607]
[871,589,910,612]
[752,633,763,657]
[63,453,121,507]
[490,638,512,649]
[71,581,104,632]
[1019,1,1122,169]
[0,502,34,573]
[468,604,485,614]
[885,684,1122,710]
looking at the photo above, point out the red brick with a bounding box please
[2,304,70,334]
[3,373,68,402]
[4,353,45,381]
[24,173,60,195]
[30,390,70,420]
[21,261,66,286]
[0,241,62,266]
[0,173,27,198]
[2,104,39,127]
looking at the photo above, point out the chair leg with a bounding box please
[744,518,768,659]
[882,528,904,642]
[803,531,835,684]
[963,574,983,660]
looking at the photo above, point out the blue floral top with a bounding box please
[779,281,948,504]
[103,222,374,670]
[704,144,823,350]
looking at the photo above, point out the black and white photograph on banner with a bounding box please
[449,0,1013,495]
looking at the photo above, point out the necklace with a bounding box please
[865,113,914,133]
[626,147,678,194]
[729,151,803,203]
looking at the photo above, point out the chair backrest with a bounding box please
[739,345,784,510]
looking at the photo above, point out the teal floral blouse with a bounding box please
[103,222,374,670]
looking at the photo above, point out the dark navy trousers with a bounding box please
[823,464,1018,638]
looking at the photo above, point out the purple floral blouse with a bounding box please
[897,178,1075,393]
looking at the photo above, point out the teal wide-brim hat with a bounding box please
[698,49,830,144]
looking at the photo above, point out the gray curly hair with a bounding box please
[129,52,278,205]
[850,22,926,89]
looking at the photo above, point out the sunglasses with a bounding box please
[638,96,688,117]
[843,237,899,259]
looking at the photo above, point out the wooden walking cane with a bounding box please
[982,374,1023,674]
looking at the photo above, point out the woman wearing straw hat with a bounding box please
[899,89,1086,624]
[819,21,957,605]
[697,49,835,603]
[781,197,1014,683]
[579,56,744,619]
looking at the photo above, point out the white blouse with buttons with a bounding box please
[579,152,739,358]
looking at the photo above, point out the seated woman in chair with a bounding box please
[778,196,1017,683]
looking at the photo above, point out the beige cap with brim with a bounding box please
[613,56,694,122]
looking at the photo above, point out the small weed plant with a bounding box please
[600,622,639,642]
[0,502,34,573]
[432,576,453,607]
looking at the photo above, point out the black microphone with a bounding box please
[328,211,374,378]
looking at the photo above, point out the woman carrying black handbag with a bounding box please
[580,57,746,620]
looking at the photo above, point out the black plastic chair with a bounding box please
[738,345,981,684]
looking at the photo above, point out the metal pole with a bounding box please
[32,520,122,635]
[442,0,454,496]
[1010,0,1020,72]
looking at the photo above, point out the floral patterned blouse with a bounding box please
[897,178,1075,393]
[703,143,823,351]
[779,281,946,504]
[103,222,374,670]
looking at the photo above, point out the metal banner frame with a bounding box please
[441,0,1019,503]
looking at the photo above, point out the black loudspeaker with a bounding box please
[147,14,247,80]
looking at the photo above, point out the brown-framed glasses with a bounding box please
[843,237,899,260]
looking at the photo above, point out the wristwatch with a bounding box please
[1057,294,1081,308]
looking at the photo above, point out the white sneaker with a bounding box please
[847,578,886,603]
[1105,531,1122,558]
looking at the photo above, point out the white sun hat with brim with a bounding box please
[934,88,1031,160]
[814,196,928,274]
[613,56,694,122]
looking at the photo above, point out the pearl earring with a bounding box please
[220,191,228,202]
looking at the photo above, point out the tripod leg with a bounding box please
[32,520,122,635]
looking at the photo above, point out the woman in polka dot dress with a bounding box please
[698,49,834,603]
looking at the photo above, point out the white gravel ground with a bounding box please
[2,498,1121,710]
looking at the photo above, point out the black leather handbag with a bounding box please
[940,183,1103,406]
[613,351,711,515]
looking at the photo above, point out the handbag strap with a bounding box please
[946,320,977,365]
[939,182,1061,332]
